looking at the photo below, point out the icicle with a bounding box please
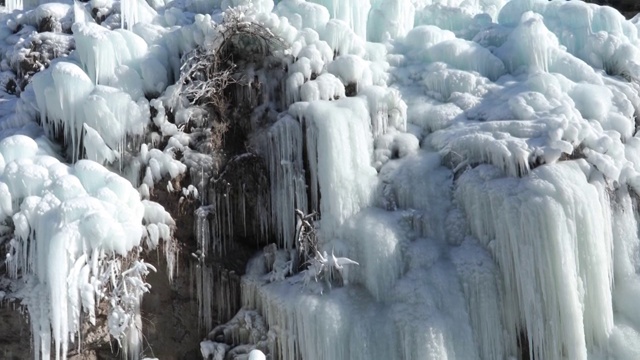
[311,0,371,39]
[254,115,308,249]
[456,161,614,359]
[240,273,404,360]
[367,0,415,42]
[290,98,376,235]
[358,86,407,138]
[120,0,158,30]
[73,1,95,24]
[6,0,23,11]
[451,239,512,359]
[196,263,215,332]
[1,137,177,360]
[72,22,150,86]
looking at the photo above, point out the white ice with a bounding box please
[4,0,640,359]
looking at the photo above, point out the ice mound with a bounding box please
[2,135,175,360]
[31,60,148,163]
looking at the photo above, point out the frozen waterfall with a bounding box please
[3,0,640,359]
[211,0,640,359]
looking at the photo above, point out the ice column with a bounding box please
[310,0,371,39]
[255,115,308,250]
[367,0,415,42]
[120,0,158,30]
[290,98,377,236]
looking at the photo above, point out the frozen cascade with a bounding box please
[367,0,415,42]
[343,208,414,302]
[456,161,614,360]
[306,0,371,39]
[5,0,41,11]
[7,0,23,11]
[194,206,216,332]
[31,23,155,165]
[197,155,271,259]
[31,62,94,162]
[241,272,401,360]
[358,86,407,139]
[120,0,158,30]
[451,239,511,359]
[240,217,483,359]
[274,0,331,31]
[32,62,148,163]
[193,203,243,330]
[608,186,640,359]
[253,115,308,250]
[210,1,640,359]
[193,155,272,329]
[289,98,377,234]
[7,0,640,358]
[234,90,478,358]
[191,257,242,332]
[72,22,149,86]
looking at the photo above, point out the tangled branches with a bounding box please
[293,209,359,290]
[216,8,286,68]
[174,9,286,139]
[178,47,235,121]
[295,209,318,263]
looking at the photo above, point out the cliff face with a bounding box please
[139,259,202,360]
[587,0,640,17]
[138,179,207,360]
[0,306,31,359]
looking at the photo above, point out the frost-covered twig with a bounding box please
[172,10,285,137]
[295,209,318,264]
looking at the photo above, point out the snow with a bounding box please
[3,0,640,359]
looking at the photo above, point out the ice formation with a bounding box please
[214,0,640,359]
[254,115,308,250]
[0,2,182,359]
[1,136,176,360]
[3,0,640,359]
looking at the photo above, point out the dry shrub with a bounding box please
[174,9,285,153]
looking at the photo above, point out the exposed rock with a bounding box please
[0,304,31,360]
[586,0,640,18]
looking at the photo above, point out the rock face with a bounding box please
[587,0,640,17]
[140,259,202,360]
[0,210,202,360]
[0,305,31,360]
[0,302,115,359]
[140,179,203,360]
